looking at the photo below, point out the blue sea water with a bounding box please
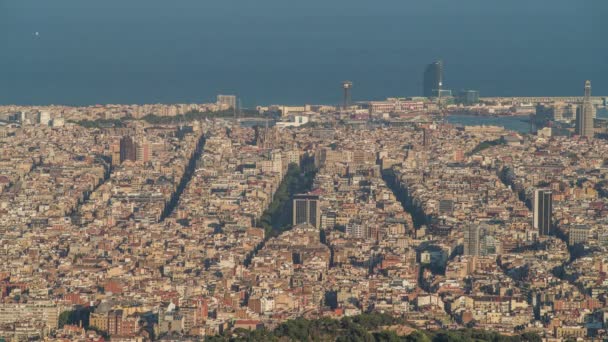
[0,0,606,107]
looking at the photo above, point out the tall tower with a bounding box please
[292,194,320,228]
[464,224,480,256]
[422,128,431,146]
[423,61,443,98]
[342,81,353,109]
[119,136,136,163]
[534,189,553,236]
[576,80,594,139]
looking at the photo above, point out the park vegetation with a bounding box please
[72,109,262,128]
[258,162,316,239]
[467,138,505,156]
[205,313,541,342]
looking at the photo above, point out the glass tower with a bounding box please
[534,189,553,236]
[423,60,443,98]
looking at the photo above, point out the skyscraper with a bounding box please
[464,224,480,256]
[136,138,151,163]
[38,111,51,126]
[120,136,137,163]
[217,95,237,109]
[292,194,320,228]
[575,80,594,139]
[423,61,443,98]
[458,90,480,105]
[422,128,431,147]
[534,189,553,236]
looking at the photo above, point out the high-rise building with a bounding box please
[346,221,365,239]
[292,194,320,228]
[438,199,454,215]
[575,80,594,139]
[464,224,480,256]
[342,81,353,109]
[38,111,51,126]
[480,234,498,255]
[422,128,432,147]
[136,139,151,163]
[120,136,137,163]
[458,90,480,105]
[569,225,590,246]
[51,117,65,127]
[534,189,553,236]
[217,95,237,109]
[552,103,577,123]
[423,60,443,98]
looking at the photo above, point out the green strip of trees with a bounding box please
[71,109,263,128]
[205,313,541,342]
[258,162,316,239]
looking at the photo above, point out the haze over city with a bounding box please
[1,1,608,342]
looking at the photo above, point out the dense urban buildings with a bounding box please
[0,89,608,341]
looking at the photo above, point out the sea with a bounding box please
[1,0,607,107]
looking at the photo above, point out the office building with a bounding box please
[217,95,237,109]
[38,111,51,126]
[534,189,553,236]
[575,81,594,139]
[459,90,480,105]
[320,211,336,230]
[120,136,137,163]
[346,221,365,239]
[464,224,480,256]
[536,103,578,123]
[422,128,431,147]
[438,199,453,215]
[136,138,151,163]
[292,194,320,228]
[423,60,443,98]
[437,89,452,98]
[553,103,577,122]
[569,225,590,246]
[51,117,65,127]
[480,234,498,255]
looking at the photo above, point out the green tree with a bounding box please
[58,311,71,328]
[404,331,431,342]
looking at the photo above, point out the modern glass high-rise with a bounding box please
[575,81,594,139]
[292,194,320,228]
[459,90,480,105]
[423,61,443,98]
[534,189,553,236]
